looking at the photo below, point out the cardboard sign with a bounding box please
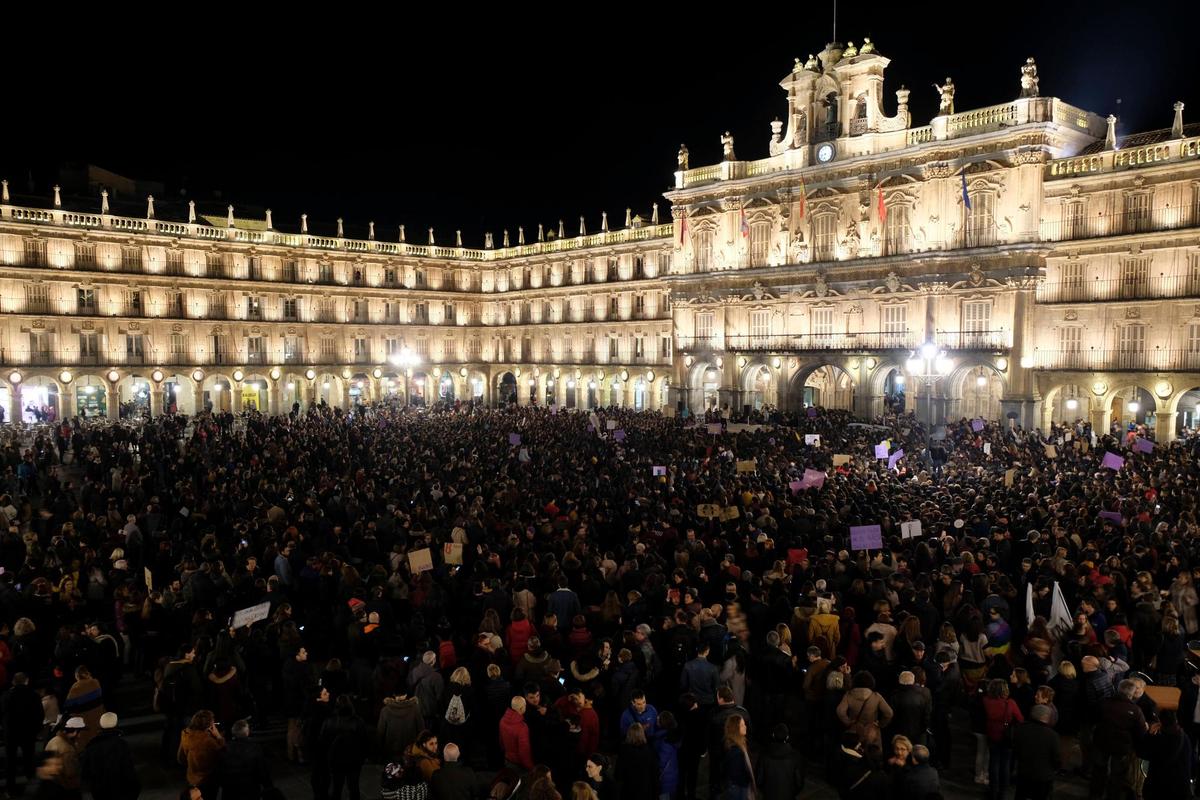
[805,434,821,446]
[408,548,434,573]
[736,459,757,473]
[888,449,905,470]
[508,432,522,446]
[696,504,722,519]
[606,420,618,430]
[1065,432,1073,442]
[800,468,826,489]
[231,601,271,629]
[983,442,992,455]
[1134,437,1154,454]
[652,466,667,476]
[707,423,723,435]
[613,429,627,442]
[1044,444,1058,459]
[874,443,890,459]
[144,567,153,591]
[1101,452,1125,471]
[900,520,922,539]
[443,542,463,565]
[720,506,741,522]
[833,454,852,467]
[849,524,883,550]
[972,419,985,432]
[1004,468,1016,487]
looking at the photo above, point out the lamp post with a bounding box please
[904,341,954,426]
[389,347,421,405]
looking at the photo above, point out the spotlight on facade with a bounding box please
[920,342,937,361]
[1065,399,1078,411]
[1127,401,1140,413]
[976,375,988,387]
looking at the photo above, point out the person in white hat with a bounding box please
[45,717,84,793]
[80,712,140,800]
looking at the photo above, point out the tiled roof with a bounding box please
[1078,121,1200,155]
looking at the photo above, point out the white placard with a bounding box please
[900,520,922,539]
[231,601,271,629]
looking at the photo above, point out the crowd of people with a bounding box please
[0,396,1198,800]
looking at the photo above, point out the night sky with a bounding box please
[5,3,1197,245]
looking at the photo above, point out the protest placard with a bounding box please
[696,504,721,519]
[508,433,521,446]
[443,542,463,565]
[1102,452,1125,471]
[720,506,741,522]
[833,454,852,467]
[736,460,757,473]
[652,466,667,476]
[900,520,922,539]
[804,434,821,446]
[850,525,883,550]
[232,601,271,629]
[408,548,433,573]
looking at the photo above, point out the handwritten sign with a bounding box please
[983,442,992,455]
[606,420,618,431]
[736,459,757,473]
[804,434,821,446]
[696,504,721,519]
[443,542,463,565]
[972,419,984,432]
[613,429,626,442]
[720,506,741,522]
[850,524,883,550]
[707,423,723,435]
[518,448,530,463]
[408,548,433,573]
[1134,438,1154,454]
[1101,452,1125,471]
[807,407,818,418]
[1098,511,1124,525]
[900,520,922,539]
[875,443,890,459]
[888,449,905,470]
[800,468,826,489]
[1044,444,1058,459]
[833,454,852,467]
[231,601,271,630]
[1004,468,1016,487]
[652,466,667,476]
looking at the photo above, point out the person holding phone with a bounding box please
[178,710,225,799]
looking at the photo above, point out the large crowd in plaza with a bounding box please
[0,395,1198,800]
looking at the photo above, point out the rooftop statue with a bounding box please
[1020,57,1039,98]
[933,77,955,116]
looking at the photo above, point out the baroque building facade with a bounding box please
[1,41,1198,438]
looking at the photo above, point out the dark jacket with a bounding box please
[1011,719,1061,783]
[1094,696,1147,757]
[754,741,804,800]
[2,684,45,741]
[429,761,486,800]
[217,736,273,800]
[79,729,140,800]
[376,696,423,759]
[889,685,931,745]
[895,763,939,800]
[679,656,719,706]
[1139,727,1195,800]
[615,741,659,800]
[321,712,368,769]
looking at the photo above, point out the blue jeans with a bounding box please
[988,744,1012,800]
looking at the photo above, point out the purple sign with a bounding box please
[1134,437,1154,454]
[586,424,595,432]
[1099,511,1124,524]
[1101,452,1125,471]
[807,407,818,418]
[707,423,723,435]
[508,433,522,446]
[788,480,803,493]
[850,524,884,551]
[874,443,890,459]
[613,429,626,442]
[971,419,984,432]
[888,449,905,470]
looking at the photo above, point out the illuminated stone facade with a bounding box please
[1,41,1198,437]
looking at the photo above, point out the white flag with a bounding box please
[1025,583,1035,628]
[1049,581,1072,638]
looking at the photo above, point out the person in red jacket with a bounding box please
[981,678,1024,800]
[499,696,533,773]
[553,687,600,764]
[506,609,535,667]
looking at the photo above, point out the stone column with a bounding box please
[148,384,163,418]
[269,381,280,415]
[8,390,21,425]
[193,385,205,415]
[1090,403,1109,437]
[108,383,121,420]
[648,379,661,411]
[517,374,531,406]
[231,384,243,413]
[1156,411,1178,443]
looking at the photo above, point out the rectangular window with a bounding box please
[246,296,262,320]
[414,269,426,288]
[24,238,47,267]
[352,299,368,323]
[247,256,262,280]
[171,333,187,356]
[634,337,645,360]
[445,303,456,324]
[283,298,298,320]
[966,192,995,247]
[354,337,369,362]
[170,290,184,316]
[318,262,333,284]
[1120,257,1149,299]
[1188,253,1200,295]
[126,334,145,363]
[384,268,397,286]
[885,205,912,255]
[635,295,645,317]
[321,337,337,359]
[284,336,301,362]
[128,290,143,316]
[414,303,429,324]
[882,304,907,345]
[166,250,184,276]
[696,312,714,345]
[610,296,620,318]
[205,253,222,277]
[79,332,99,364]
[246,336,265,363]
[210,292,228,318]
[441,339,456,361]
[122,246,142,271]
[695,230,713,272]
[25,283,49,313]
[609,337,620,360]
[813,214,837,261]
[1062,201,1086,240]
[1124,193,1151,234]
[1189,323,1200,353]
[1062,260,1084,285]
[467,338,482,359]
[1059,326,1082,352]
[77,288,97,314]
[811,307,834,338]
[660,336,671,359]
[962,301,991,333]
[74,242,95,269]
[607,259,619,281]
[750,222,770,266]
[750,310,770,343]
[29,332,50,362]
[284,260,299,283]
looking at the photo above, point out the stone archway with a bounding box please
[1040,383,1091,430]
[789,362,855,412]
[951,363,1007,422]
[687,360,723,411]
[495,371,517,406]
[740,361,778,410]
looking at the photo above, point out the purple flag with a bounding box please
[971,419,984,432]
[850,524,883,550]
[1134,437,1154,454]
[613,429,626,442]
[1099,511,1124,524]
[508,433,521,446]
[874,443,889,459]
[800,468,826,489]
[788,480,803,493]
[888,449,905,470]
[1101,452,1125,471]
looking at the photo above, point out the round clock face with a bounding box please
[816,143,835,163]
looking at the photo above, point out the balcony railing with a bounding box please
[935,330,1012,351]
[1041,207,1200,244]
[1037,274,1200,304]
[678,331,916,353]
[1031,348,1200,372]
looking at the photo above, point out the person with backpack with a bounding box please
[321,696,368,800]
[807,597,841,660]
[439,669,474,761]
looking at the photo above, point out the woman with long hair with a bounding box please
[980,678,1023,800]
[178,709,225,797]
[615,723,658,800]
[440,667,474,758]
[722,715,755,800]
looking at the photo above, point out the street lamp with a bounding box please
[905,341,954,425]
